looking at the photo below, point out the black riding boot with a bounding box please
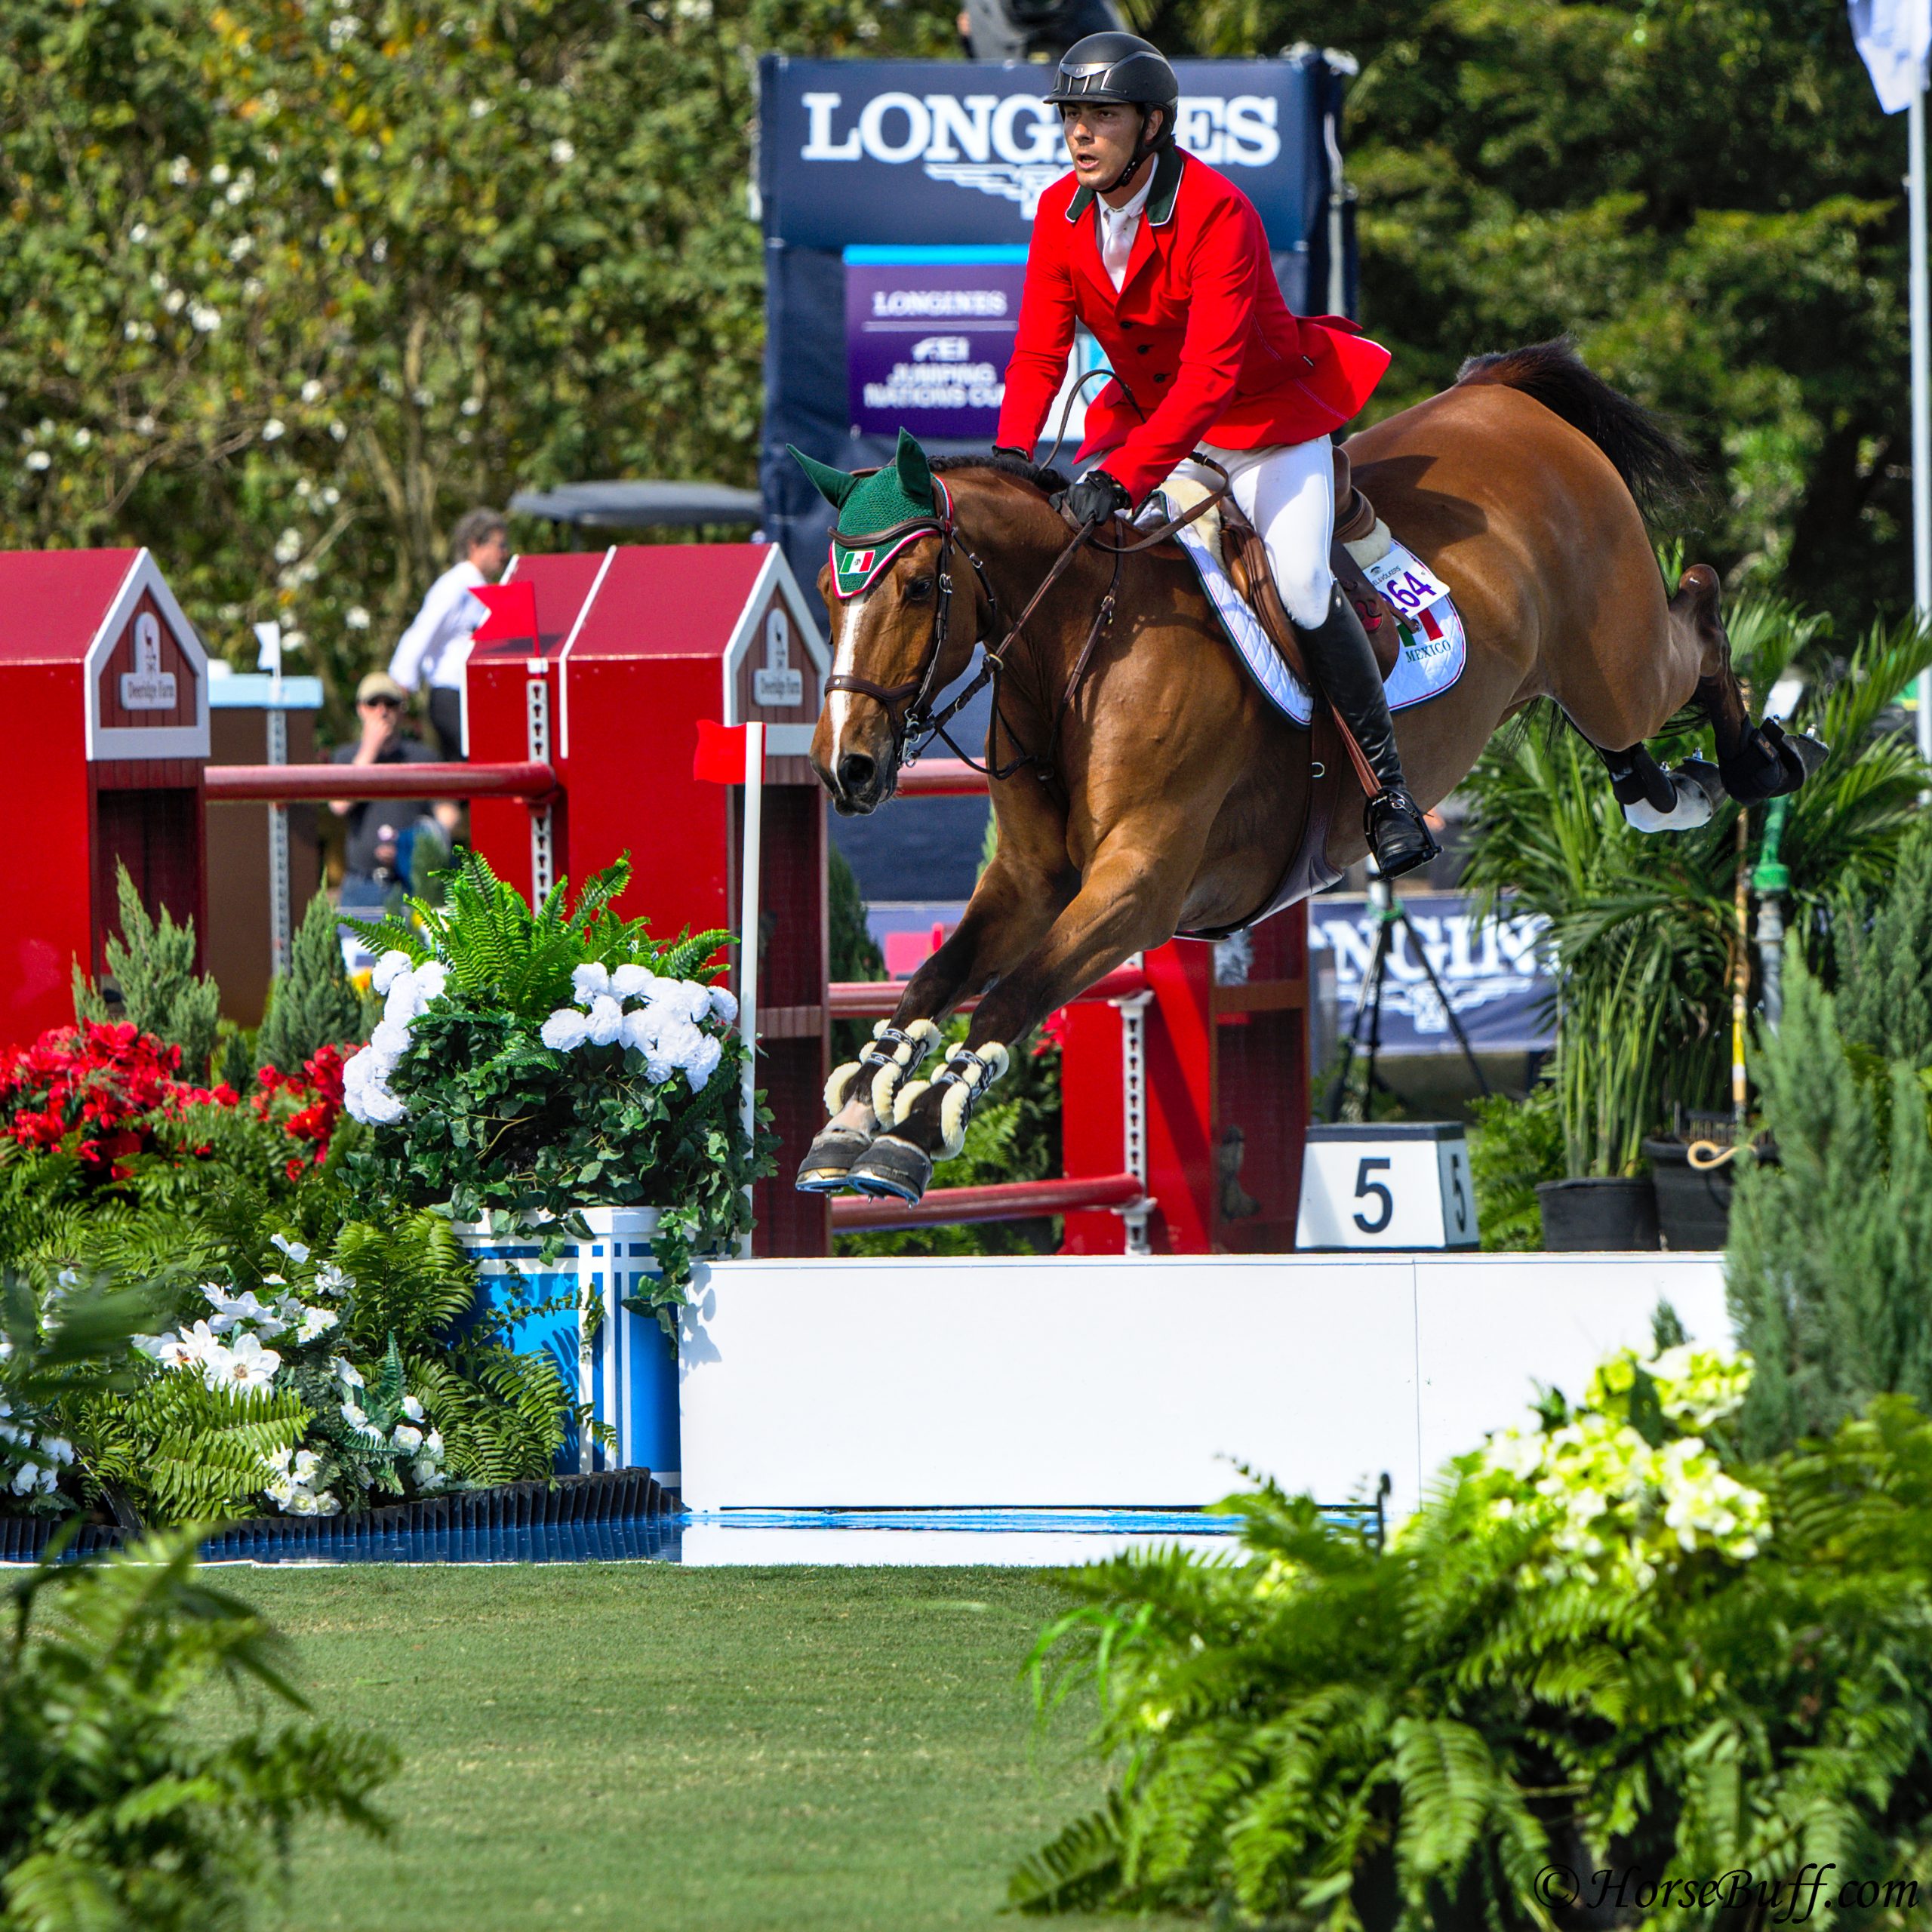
[1296,586,1439,879]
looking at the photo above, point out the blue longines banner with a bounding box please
[758,55,1352,603]
[1308,895,1555,1057]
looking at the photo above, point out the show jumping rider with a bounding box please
[992,32,1438,878]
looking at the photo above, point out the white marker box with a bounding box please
[1297,1122,1479,1251]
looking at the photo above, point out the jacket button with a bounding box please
[1136,344,1149,355]
[1155,372,1170,383]
[1120,319,1134,331]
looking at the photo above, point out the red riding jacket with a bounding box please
[995,147,1391,504]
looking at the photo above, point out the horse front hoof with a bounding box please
[1773,723,1828,785]
[794,1125,875,1195]
[844,1134,933,1205]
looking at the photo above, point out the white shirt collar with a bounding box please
[1095,166,1155,291]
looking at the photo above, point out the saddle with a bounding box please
[1217,446,1403,684]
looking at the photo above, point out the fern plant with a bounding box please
[72,862,223,1081]
[1016,1342,1932,1928]
[343,850,700,1021]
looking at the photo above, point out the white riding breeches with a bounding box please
[1169,439,1335,629]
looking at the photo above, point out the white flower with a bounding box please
[619,1007,660,1055]
[541,1008,592,1052]
[210,162,231,186]
[301,377,325,403]
[293,1448,321,1482]
[708,986,739,1026]
[261,417,284,441]
[11,1463,40,1496]
[683,1034,723,1093]
[426,1429,445,1459]
[572,961,612,1003]
[412,1457,447,1491]
[369,1016,413,1057]
[355,1086,406,1125]
[321,164,340,189]
[162,287,186,314]
[176,1320,227,1367]
[265,1475,296,1506]
[312,1262,352,1297]
[329,420,346,442]
[264,1445,294,1476]
[212,1332,281,1393]
[371,949,415,994]
[270,1233,311,1264]
[296,1304,339,1343]
[657,980,713,1025]
[131,221,150,243]
[189,303,221,333]
[470,97,491,117]
[401,1394,424,1422]
[346,605,371,629]
[610,962,658,1000]
[392,1423,423,1451]
[549,138,575,164]
[331,1357,365,1389]
[41,1436,73,1466]
[654,1017,706,1072]
[24,451,49,472]
[340,1400,368,1429]
[383,974,425,1025]
[287,1488,320,1516]
[414,961,449,1001]
[168,155,192,183]
[586,995,624,1047]
[272,527,303,565]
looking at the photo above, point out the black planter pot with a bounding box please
[1643,1138,1734,1251]
[1536,1177,1660,1252]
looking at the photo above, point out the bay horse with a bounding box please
[796,340,1823,1204]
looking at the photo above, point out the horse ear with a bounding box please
[893,427,934,504]
[788,445,857,509]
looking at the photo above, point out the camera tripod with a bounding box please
[1322,867,1491,1122]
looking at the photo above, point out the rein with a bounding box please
[823,451,1231,786]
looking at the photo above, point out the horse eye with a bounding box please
[903,576,935,602]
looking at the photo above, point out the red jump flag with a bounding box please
[470,579,538,646]
[693,718,750,784]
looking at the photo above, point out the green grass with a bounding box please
[234,1564,1183,1932]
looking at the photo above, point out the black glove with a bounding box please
[1052,469,1131,528]
[990,445,1031,463]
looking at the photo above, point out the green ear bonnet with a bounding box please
[788,429,952,600]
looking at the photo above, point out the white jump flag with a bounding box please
[1852,0,1932,760]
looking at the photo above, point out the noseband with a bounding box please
[823,500,1004,773]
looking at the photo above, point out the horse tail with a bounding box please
[1454,337,1700,523]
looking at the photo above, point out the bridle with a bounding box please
[823,451,1230,787]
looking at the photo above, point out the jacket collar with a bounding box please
[1065,145,1185,226]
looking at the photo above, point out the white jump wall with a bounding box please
[677,1252,1730,1517]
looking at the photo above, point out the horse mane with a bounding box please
[1454,337,1701,523]
[931,451,1070,497]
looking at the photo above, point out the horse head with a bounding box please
[791,429,989,815]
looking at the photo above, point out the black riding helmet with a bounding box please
[1043,32,1179,192]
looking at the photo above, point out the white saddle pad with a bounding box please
[1147,482,1469,730]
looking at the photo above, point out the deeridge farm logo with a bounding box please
[798,90,1282,220]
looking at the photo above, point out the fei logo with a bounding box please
[800,91,1281,220]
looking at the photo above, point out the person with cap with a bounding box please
[328,670,459,912]
[992,32,1437,878]
[386,507,509,760]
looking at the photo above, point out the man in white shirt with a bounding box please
[387,507,509,758]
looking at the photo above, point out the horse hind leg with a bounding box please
[1673,564,1827,803]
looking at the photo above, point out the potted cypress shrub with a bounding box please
[337,854,770,1478]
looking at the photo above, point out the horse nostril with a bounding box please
[837,752,876,796]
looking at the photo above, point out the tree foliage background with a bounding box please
[0,0,1916,735]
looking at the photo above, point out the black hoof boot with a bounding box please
[1721,718,1829,804]
[795,1125,875,1195]
[1365,787,1439,880]
[844,1134,934,1205]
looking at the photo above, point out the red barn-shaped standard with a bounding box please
[466,544,832,1257]
[0,549,210,1044]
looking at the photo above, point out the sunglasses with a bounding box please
[359,695,403,710]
